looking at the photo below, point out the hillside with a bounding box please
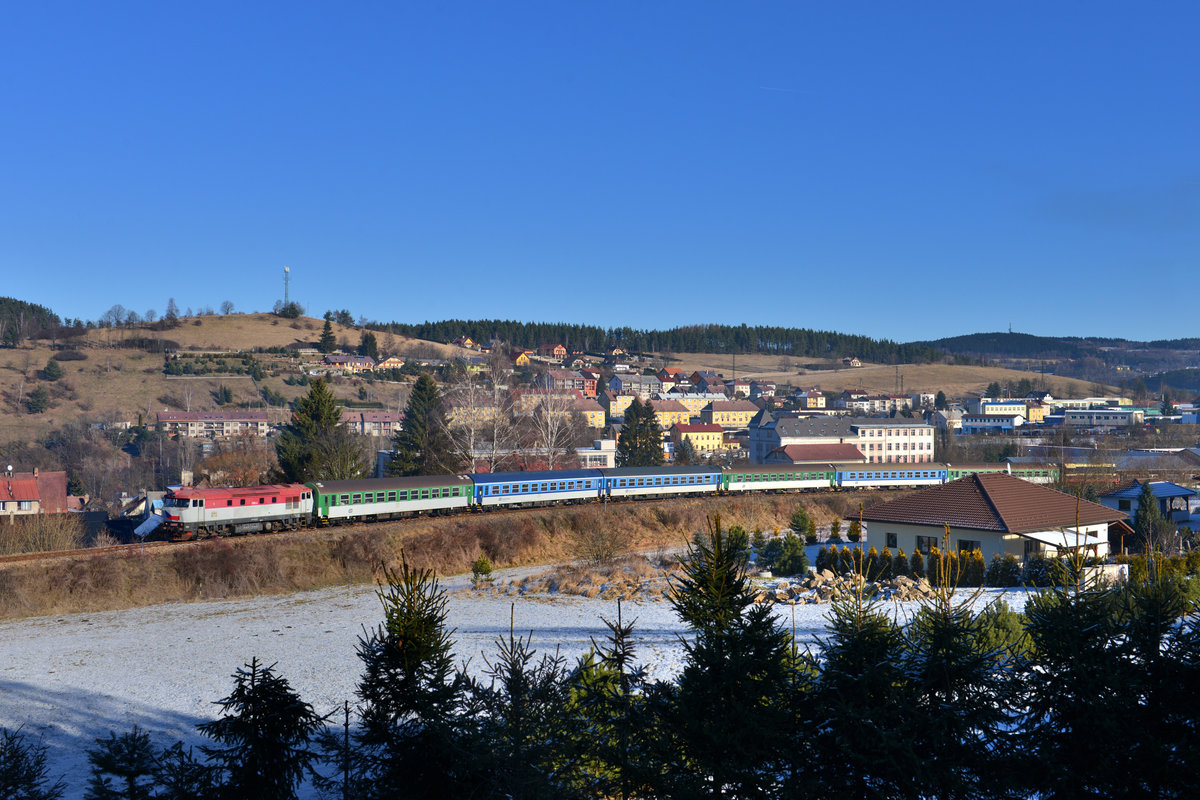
[0,313,466,443]
[655,352,1113,399]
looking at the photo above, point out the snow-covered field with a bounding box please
[0,570,1030,798]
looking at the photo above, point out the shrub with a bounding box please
[25,386,50,414]
[846,519,862,543]
[828,517,842,542]
[910,548,925,578]
[471,554,494,585]
[893,548,910,577]
[774,532,809,577]
[789,507,810,536]
[41,359,63,381]
[986,554,1022,588]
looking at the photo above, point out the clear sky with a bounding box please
[2,3,1197,342]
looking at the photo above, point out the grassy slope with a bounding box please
[657,352,1110,399]
[0,313,471,442]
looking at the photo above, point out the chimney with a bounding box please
[33,467,38,479]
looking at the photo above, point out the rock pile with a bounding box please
[753,570,938,605]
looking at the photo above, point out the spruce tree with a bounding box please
[389,375,461,476]
[352,558,467,798]
[199,658,322,800]
[0,727,65,800]
[775,531,809,576]
[894,548,910,577]
[901,597,1011,799]
[616,398,664,467]
[318,313,337,354]
[847,519,862,543]
[803,592,911,797]
[806,518,818,545]
[153,742,217,800]
[275,378,351,482]
[468,616,574,798]
[664,515,792,797]
[85,727,156,800]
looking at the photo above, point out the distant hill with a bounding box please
[0,297,61,346]
[377,319,945,364]
[914,332,1095,361]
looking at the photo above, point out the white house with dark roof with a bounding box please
[748,412,934,465]
[863,473,1130,562]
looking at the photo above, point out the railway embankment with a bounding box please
[0,490,895,620]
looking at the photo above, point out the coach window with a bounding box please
[227,500,233,506]
[240,499,246,505]
[421,489,430,499]
[387,492,396,502]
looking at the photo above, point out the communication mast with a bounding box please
[283,266,291,307]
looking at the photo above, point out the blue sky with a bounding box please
[2,3,1197,342]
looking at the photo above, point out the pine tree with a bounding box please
[616,398,664,467]
[775,531,809,577]
[828,518,842,542]
[901,597,1011,799]
[675,437,697,465]
[275,378,355,482]
[566,602,656,799]
[41,359,62,381]
[358,331,379,361]
[803,592,911,796]
[847,519,862,543]
[318,313,337,354]
[199,659,322,800]
[0,727,65,800]
[468,614,574,798]
[352,558,468,798]
[664,515,792,796]
[84,727,156,800]
[389,375,461,476]
[153,742,217,800]
[789,506,810,535]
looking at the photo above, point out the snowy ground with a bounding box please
[0,569,1030,798]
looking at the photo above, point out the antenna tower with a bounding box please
[283,266,290,307]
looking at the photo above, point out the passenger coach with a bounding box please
[309,475,473,522]
[601,466,722,499]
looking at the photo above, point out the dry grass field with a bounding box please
[0,313,471,442]
[657,352,1110,399]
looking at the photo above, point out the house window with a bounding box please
[915,535,939,553]
[886,532,898,549]
[1118,499,1131,511]
[958,539,982,553]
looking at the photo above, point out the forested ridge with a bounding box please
[376,319,943,363]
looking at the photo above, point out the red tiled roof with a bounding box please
[769,444,866,463]
[0,479,40,502]
[861,473,1126,533]
[649,399,688,412]
[12,470,67,512]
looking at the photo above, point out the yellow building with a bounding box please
[376,356,405,370]
[671,423,724,453]
[512,351,531,367]
[602,392,637,422]
[701,400,760,429]
[1024,401,1048,424]
[573,398,605,428]
[649,399,690,428]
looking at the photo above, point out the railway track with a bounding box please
[0,539,179,567]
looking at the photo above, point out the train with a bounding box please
[159,461,1058,540]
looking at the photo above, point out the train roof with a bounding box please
[724,464,838,474]
[169,484,308,499]
[601,466,721,477]
[470,469,602,484]
[307,475,474,494]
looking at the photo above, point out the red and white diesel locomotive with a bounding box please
[161,484,313,536]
